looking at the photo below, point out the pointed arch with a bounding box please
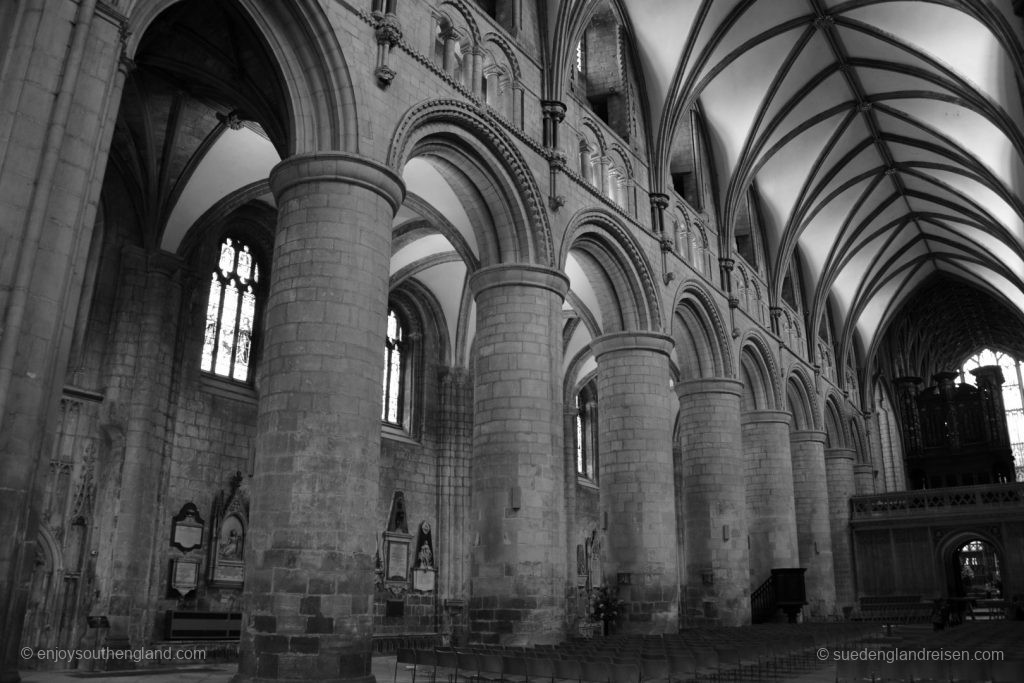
[128,0,357,154]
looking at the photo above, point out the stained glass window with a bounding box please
[201,237,259,382]
[382,309,405,425]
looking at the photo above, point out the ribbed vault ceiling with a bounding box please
[876,277,1024,381]
[621,0,1024,369]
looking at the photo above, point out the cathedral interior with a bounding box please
[3,0,1024,681]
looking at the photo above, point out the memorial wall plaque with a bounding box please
[385,532,411,582]
[171,502,204,553]
[170,557,200,597]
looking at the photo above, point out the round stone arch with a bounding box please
[785,365,822,432]
[388,99,554,267]
[482,31,523,83]
[438,0,483,45]
[127,0,356,155]
[848,415,869,464]
[670,281,733,380]
[824,393,848,449]
[560,208,663,333]
[738,333,780,412]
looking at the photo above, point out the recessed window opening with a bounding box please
[201,236,260,382]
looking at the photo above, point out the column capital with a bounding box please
[824,447,856,461]
[740,409,792,426]
[541,100,567,122]
[269,151,406,214]
[675,377,744,398]
[591,331,673,361]
[790,429,828,444]
[649,192,670,210]
[468,264,569,299]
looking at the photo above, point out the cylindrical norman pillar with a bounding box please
[790,430,836,618]
[468,264,569,644]
[676,378,750,626]
[592,331,679,633]
[239,152,404,683]
[742,410,799,588]
[825,447,857,610]
[854,462,875,495]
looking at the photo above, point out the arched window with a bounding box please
[961,348,1024,481]
[575,382,598,481]
[201,236,260,382]
[382,308,406,425]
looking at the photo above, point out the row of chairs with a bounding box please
[831,622,1024,682]
[835,655,1024,683]
[397,643,822,683]
[392,623,883,683]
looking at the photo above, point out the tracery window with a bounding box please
[382,309,406,425]
[201,236,260,382]
[961,348,1024,481]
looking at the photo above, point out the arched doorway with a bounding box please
[939,532,1006,623]
[952,539,1002,600]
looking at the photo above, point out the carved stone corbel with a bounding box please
[373,12,403,88]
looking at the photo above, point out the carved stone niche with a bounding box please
[171,502,205,553]
[411,520,436,593]
[208,472,249,588]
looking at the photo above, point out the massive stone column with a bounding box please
[676,378,749,626]
[437,367,472,642]
[742,410,799,589]
[0,4,127,679]
[94,249,184,645]
[825,447,857,610]
[790,430,836,618]
[854,463,875,495]
[238,153,404,683]
[591,331,678,633]
[468,264,568,645]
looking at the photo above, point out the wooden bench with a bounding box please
[165,611,241,640]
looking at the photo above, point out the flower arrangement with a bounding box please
[590,585,625,624]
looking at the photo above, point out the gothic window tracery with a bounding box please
[201,236,260,383]
[961,348,1024,481]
